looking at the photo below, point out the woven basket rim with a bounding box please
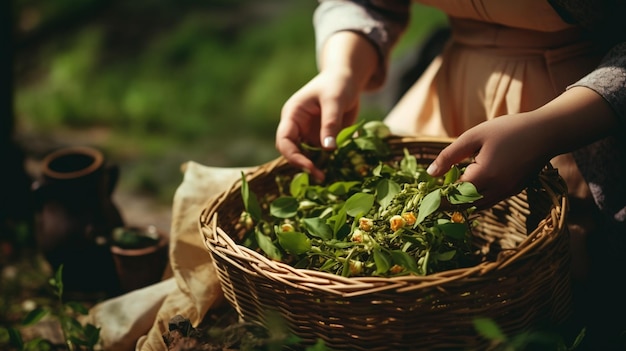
[200,136,569,296]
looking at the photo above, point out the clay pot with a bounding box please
[33,146,125,297]
[110,225,169,293]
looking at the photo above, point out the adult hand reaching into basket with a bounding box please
[276,32,380,182]
[426,86,618,209]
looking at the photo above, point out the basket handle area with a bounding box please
[486,163,569,271]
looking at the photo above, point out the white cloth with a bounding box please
[84,161,255,351]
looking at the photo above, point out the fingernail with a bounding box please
[426,163,438,175]
[323,136,336,149]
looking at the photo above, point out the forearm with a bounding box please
[532,86,619,157]
[319,31,380,92]
[314,0,410,90]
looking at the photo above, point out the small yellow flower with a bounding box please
[401,212,416,226]
[280,223,295,232]
[351,229,364,243]
[389,215,406,232]
[239,211,254,230]
[349,260,363,275]
[359,217,374,232]
[390,265,404,274]
[451,211,465,223]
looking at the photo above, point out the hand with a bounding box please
[275,31,380,181]
[426,113,553,209]
[426,87,617,209]
[276,69,362,181]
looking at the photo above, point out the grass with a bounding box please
[13,1,447,204]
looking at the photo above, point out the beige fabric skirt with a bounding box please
[384,17,603,201]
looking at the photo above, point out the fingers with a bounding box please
[276,73,359,181]
[319,99,343,150]
[426,133,481,177]
[275,107,313,177]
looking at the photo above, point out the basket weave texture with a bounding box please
[200,137,571,351]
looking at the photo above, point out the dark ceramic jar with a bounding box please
[33,146,125,297]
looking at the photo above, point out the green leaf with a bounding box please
[328,209,347,236]
[437,222,469,240]
[24,338,51,351]
[373,163,395,177]
[344,193,375,217]
[83,324,101,347]
[444,165,460,185]
[65,301,89,315]
[376,179,401,210]
[362,120,391,138]
[354,135,386,154]
[420,250,430,274]
[435,250,457,261]
[255,229,282,261]
[400,148,417,175]
[69,336,90,347]
[289,172,309,198]
[241,173,262,221]
[319,258,340,272]
[336,121,364,146]
[276,231,311,255]
[51,264,64,297]
[328,181,360,196]
[323,239,355,249]
[305,339,331,351]
[448,182,483,204]
[22,307,48,326]
[301,217,333,240]
[416,189,441,224]
[270,197,299,218]
[67,317,83,332]
[3,327,23,348]
[390,250,420,274]
[341,251,355,277]
[373,249,391,275]
[473,317,508,342]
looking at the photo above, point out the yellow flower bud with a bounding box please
[281,223,295,232]
[239,211,254,230]
[349,260,363,275]
[390,265,404,274]
[451,211,464,223]
[351,229,364,243]
[389,215,406,232]
[401,212,416,226]
[359,217,374,232]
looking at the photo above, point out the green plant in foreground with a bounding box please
[474,317,585,351]
[203,309,333,351]
[0,265,101,351]
[239,121,483,277]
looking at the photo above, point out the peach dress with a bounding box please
[384,0,604,201]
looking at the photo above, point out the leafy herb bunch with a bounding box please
[239,121,483,277]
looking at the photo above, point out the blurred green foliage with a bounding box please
[13,0,446,202]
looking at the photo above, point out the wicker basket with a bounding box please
[200,137,571,351]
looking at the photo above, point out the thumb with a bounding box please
[427,137,480,177]
[319,100,346,150]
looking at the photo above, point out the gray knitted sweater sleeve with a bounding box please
[571,43,626,126]
[550,0,626,223]
[570,43,626,223]
[313,0,410,90]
